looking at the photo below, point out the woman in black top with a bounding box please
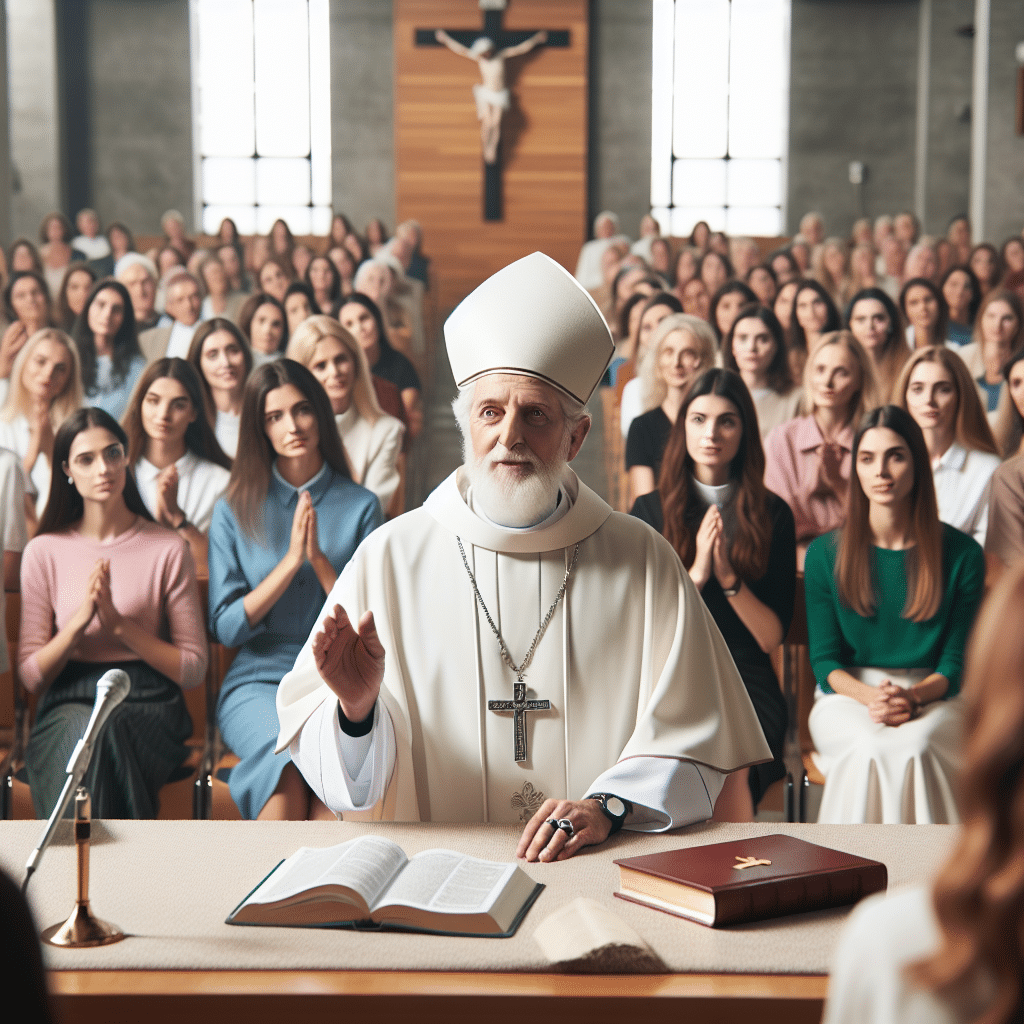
[631,368,796,818]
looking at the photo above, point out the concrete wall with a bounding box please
[589,0,652,242]
[8,0,60,239]
[87,0,193,234]
[329,0,395,231]
[982,1,1024,244]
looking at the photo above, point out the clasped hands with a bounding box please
[868,681,918,726]
[689,504,738,592]
[311,603,612,862]
[72,559,123,637]
[287,490,327,571]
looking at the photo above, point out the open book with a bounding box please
[227,835,544,937]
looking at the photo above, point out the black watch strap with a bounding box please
[586,792,631,834]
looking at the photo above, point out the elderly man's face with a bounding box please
[468,374,588,478]
[166,278,202,326]
[120,264,156,316]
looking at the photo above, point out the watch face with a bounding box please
[605,796,626,818]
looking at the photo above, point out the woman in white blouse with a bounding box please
[187,318,253,460]
[286,315,404,515]
[122,357,232,573]
[0,327,83,526]
[894,346,1000,545]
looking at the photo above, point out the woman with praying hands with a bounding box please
[894,346,1000,546]
[844,287,908,405]
[824,562,1024,1024]
[188,318,253,460]
[722,303,801,438]
[19,407,207,819]
[0,328,83,527]
[805,405,984,824]
[625,313,717,506]
[207,360,382,820]
[287,316,404,515]
[764,330,873,569]
[631,369,795,819]
[122,358,232,574]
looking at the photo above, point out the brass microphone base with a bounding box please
[42,901,125,948]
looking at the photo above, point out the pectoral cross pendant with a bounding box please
[488,681,551,763]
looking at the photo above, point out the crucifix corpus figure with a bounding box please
[434,28,547,165]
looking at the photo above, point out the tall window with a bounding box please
[191,0,332,236]
[650,0,790,237]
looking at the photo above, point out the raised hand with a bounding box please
[312,604,386,722]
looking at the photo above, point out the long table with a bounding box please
[1,818,956,1024]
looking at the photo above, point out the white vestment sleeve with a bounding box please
[289,699,397,814]
[586,756,727,832]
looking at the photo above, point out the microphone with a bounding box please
[23,669,131,891]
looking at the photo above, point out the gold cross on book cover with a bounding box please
[613,834,887,927]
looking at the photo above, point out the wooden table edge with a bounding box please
[49,969,828,999]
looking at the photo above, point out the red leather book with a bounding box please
[613,834,887,928]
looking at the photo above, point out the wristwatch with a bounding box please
[586,792,631,834]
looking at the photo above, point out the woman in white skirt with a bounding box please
[804,405,985,823]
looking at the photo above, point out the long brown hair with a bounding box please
[836,405,943,621]
[907,564,1024,1022]
[225,359,350,541]
[658,368,772,579]
[122,357,232,470]
[187,318,253,427]
[893,346,999,456]
[722,303,793,396]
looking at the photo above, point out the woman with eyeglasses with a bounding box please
[19,407,207,819]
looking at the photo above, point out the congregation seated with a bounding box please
[207,360,382,820]
[54,261,97,333]
[238,292,287,367]
[625,313,716,506]
[631,368,796,819]
[900,276,949,350]
[0,271,54,403]
[824,563,1024,1023]
[122,357,232,574]
[20,407,207,819]
[338,293,423,440]
[286,315,404,515]
[73,278,145,421]
[187,318,253,459]
[844,287,908,404]
[805,405,984,824]
[764,330,873,569]
[0,327,82,527]
[787,279,842,385]
[721,303,801,438]
[894,346,1000,545]
[140,271,204,363]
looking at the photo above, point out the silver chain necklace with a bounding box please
[456,537,580,682]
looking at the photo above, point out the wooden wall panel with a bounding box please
[394,0,589,317]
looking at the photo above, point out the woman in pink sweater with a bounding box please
[20,407,207,818]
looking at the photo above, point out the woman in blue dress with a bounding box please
[208,359,383,819]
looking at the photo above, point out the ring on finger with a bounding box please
[554,818,575,839]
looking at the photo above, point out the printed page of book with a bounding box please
[374,849,514,915]
[245,836,408,911]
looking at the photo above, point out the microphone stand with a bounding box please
[41,786,124,948]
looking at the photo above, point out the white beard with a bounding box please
[462,440,568,529]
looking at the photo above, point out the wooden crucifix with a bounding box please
[415,2,570,221]
[488,682,551,763]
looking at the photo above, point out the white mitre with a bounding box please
[444,251,614,404]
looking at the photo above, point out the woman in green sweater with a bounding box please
[805,405,985,824]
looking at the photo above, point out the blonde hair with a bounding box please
[802,330,874,425]
[285,314,383,424]
[639,313,717,412]
[1,327,83,427]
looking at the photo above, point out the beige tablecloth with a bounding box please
[0,819,956,974]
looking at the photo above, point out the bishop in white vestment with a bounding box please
[276,253,771,859]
